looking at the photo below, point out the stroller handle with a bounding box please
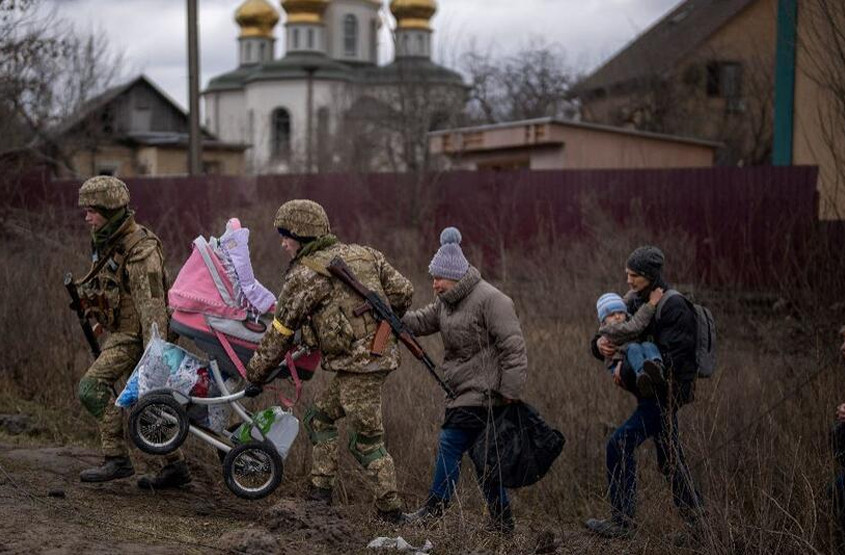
[264,346,311,384]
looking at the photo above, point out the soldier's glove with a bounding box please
[244,382,263,398]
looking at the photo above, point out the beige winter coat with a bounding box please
[402,266,527,409]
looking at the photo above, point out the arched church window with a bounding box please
[370,19,377,62]
[259,42,266,61]
[271,108,291,160]
[417,35,424,56]
[245,42,252,62]
[316,107,330,169]
[344,14,358,57]
[308,28,315,49]
[293,28,300,50]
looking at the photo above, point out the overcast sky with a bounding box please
[47,0,681,110]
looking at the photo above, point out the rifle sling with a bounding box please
[301,256,332,277]
[76,227,150,287]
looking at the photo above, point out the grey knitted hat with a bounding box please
[429,227,469,280]
[626,245,665,282]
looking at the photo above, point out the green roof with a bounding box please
[359,58,466,87]
[204,54,466,93]
[205,66,261,93]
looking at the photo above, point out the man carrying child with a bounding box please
[595,288,665,397]
[586,245,704,543]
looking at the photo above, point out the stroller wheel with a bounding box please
[129,393,190,455]
[223,442,283,500]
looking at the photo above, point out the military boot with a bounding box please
[137,460,192,490]
[79,456,134,483]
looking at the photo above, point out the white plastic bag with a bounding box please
[116,324,206,407]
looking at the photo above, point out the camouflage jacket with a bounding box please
[247,241,413,383]
[78,216,168,350]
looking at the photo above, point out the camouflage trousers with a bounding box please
[307,370,400,512]
[78,336,182,464]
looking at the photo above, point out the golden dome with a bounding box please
[281,0,330,25]
[235,0,280,38]
[390,0,436,31]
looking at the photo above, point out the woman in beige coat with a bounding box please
[401,227,527,534]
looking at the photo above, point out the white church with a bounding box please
[203,0,466,174]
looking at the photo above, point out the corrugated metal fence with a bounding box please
[5,166,823,286]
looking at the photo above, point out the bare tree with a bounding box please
[581,43,775,167]
[0,0,124,174]
[798,0,845,218]
[461,38,579,124]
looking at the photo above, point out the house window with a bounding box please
[271,108,291,159]
[344,15,358,57]
[706,61,742,98]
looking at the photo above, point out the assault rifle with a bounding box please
[326,257,455,399]
[64,273,101,359]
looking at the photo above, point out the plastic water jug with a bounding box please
[234,406,299,459]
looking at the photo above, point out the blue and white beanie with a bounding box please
[428,227,469,281]
[596,292,628,323]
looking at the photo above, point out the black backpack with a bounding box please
[469,403,565,489]
[656,289,717,378]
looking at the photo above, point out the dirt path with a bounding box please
[0,443,365,554]
[0,442,607,554]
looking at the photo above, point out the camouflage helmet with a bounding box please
[274,199,331,239]
[78,176,130,209]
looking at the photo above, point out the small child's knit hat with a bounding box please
[597,292,628,323]
[428,227,469,280]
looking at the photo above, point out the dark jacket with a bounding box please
[591,277,696,404]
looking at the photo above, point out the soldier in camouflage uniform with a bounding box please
[246,199,413,523]
[75,176,191,488]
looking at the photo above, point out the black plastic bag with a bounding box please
[469,402,565,489]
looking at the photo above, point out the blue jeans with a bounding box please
[429,427,509,512]
[625,342,662,375]
[606,396,703,524]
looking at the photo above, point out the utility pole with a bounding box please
[187,0,202,175]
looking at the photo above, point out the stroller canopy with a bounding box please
[169,218,275,320]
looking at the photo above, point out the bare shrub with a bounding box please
[2,184,844,553]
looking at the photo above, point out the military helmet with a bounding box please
[274,199,331,239]
[78,176,130,209]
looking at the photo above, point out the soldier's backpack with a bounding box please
[656,289,717,378]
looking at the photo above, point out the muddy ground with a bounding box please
[0,440,577,554]
[0,412,679,554]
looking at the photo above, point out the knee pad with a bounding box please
[348,432,387,467]
[78,376,111,419]
[303,405,337,445]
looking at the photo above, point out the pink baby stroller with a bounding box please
[167,217,319,385]
[127,218,320,499]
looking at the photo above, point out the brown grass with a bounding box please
[1,197,844,554]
